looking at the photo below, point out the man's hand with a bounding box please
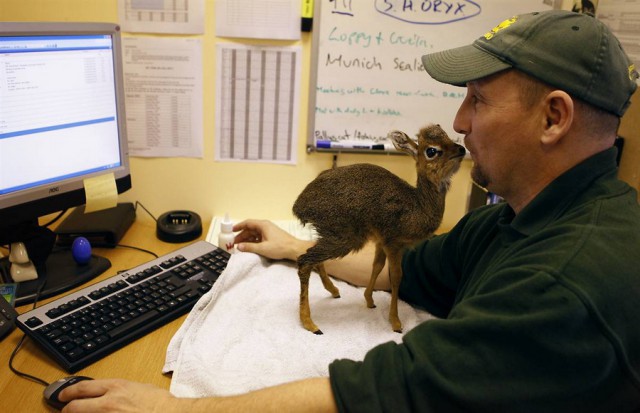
[233,219,390,290]
[233,219,314,261]
[60,379,179,413]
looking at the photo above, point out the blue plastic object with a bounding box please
[71,237,92,265]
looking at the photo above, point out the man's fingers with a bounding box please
[59,379,117,402]
[236,242,260,254]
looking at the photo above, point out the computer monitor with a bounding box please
[0,22,131,305]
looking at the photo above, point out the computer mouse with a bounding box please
[43,375,93,410]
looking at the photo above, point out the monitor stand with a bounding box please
[0,203,135,306]
[1,248,111,306]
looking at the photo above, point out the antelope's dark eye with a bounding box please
[425,147,442,159]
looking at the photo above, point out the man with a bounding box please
[60,10,640,412]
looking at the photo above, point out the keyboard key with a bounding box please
[25,317,43,328]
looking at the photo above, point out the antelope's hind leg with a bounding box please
[298,263,322,335]
[316,263,340,298]
[364,243,387,309]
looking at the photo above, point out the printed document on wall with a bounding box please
[123,37,203,158]
[215,0,301,40]
[118,0,204,34]
[597,0,640,66]
[215,44,301,164]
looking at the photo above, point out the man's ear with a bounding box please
[541,90,573,145]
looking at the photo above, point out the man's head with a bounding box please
[422,10,638,117]
[421,10,638,212]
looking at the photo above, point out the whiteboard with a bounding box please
[307,0,552,152]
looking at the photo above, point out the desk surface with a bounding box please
[1,217,199,412]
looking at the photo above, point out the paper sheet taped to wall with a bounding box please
[215,44,301,164]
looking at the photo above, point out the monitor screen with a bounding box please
[0,22,131,222]
[0,22,132,305]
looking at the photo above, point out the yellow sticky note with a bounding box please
[83,173,118,213]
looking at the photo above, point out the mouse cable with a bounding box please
[8,280,51,387]
[9,335,49,387]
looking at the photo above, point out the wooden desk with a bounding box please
[0,217,202,412]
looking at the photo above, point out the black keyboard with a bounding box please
[16,241,229,373]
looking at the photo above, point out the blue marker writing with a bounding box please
[316,141,392,150]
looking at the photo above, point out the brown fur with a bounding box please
[293,124,465,334]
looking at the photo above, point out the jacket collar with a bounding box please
[498,147,619,237]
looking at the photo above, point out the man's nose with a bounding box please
[453,94,471,135]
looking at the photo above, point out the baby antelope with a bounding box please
[293,124,465,334]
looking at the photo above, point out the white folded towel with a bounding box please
[163,251,433,397]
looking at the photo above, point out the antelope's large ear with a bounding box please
[389,131,417,158]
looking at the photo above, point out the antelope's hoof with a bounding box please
[391,320,402,333]
[303,319,322,335]
[333,293,341,299]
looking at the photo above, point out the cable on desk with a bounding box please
[114,201,160,267]
[9,336,49,387]
[134,200,157,222]
[41,209,68,228]
[115,244,159,275]
[8,280,51,387]
[116,243,159,259]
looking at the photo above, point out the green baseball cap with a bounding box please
[422,10,638,116]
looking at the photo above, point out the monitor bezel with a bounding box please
[0,22,131,225]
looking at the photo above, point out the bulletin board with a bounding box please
[307,0,552,153]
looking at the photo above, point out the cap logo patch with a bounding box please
[629,64,639,81]
[483,16,518,40]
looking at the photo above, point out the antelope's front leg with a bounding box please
[387,254,403,333]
